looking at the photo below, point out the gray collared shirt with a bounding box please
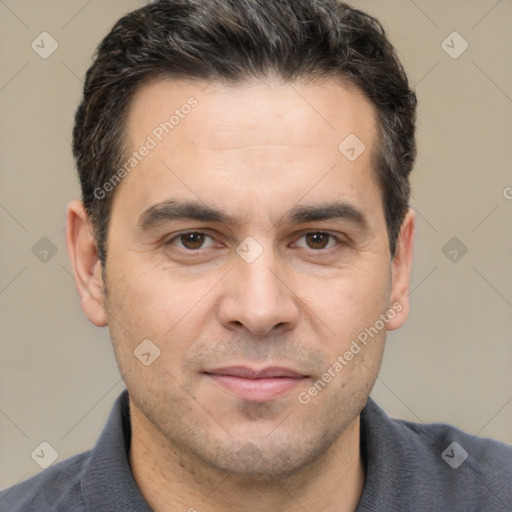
[1,390,511,511]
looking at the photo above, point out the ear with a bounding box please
[386,208,415,331]
[65,200,107,327]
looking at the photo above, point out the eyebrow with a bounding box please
[137,199,369,231]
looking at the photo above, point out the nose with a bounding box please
[217,248,300,336]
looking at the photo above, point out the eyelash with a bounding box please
[164,230,345,253]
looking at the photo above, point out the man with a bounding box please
[1,0,510,510]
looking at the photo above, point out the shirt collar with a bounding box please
[81,391,415,512]
[356,397,419,511]
[82,390,152,511]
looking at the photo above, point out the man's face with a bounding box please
[92,78,410,479]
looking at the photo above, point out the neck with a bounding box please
[129,401,365,512]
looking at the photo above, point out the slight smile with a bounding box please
[203,366,310,402]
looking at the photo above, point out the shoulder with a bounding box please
[396,413,512,472]
[360,399,512,510]
[404,418,512,507]
[0,450,90,512]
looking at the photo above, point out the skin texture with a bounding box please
[66,78,415,512]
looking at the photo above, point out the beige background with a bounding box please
[1,0,511,489]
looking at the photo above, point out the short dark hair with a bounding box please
[73,0,417,265]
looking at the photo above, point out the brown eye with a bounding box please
[180,232,205,250]
[304,232,332,250]
[167,232,216,251]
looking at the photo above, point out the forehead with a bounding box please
[116,78,381,227]
[126,77,377,150]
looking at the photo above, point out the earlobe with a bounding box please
[386,208,415,331]
[65,200,108,327]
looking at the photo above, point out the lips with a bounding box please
[203,366,309,402]
[203,366,307,379]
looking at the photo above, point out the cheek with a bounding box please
[314,261,391,335]
[106,257,178,324]
[105,259,216,363]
